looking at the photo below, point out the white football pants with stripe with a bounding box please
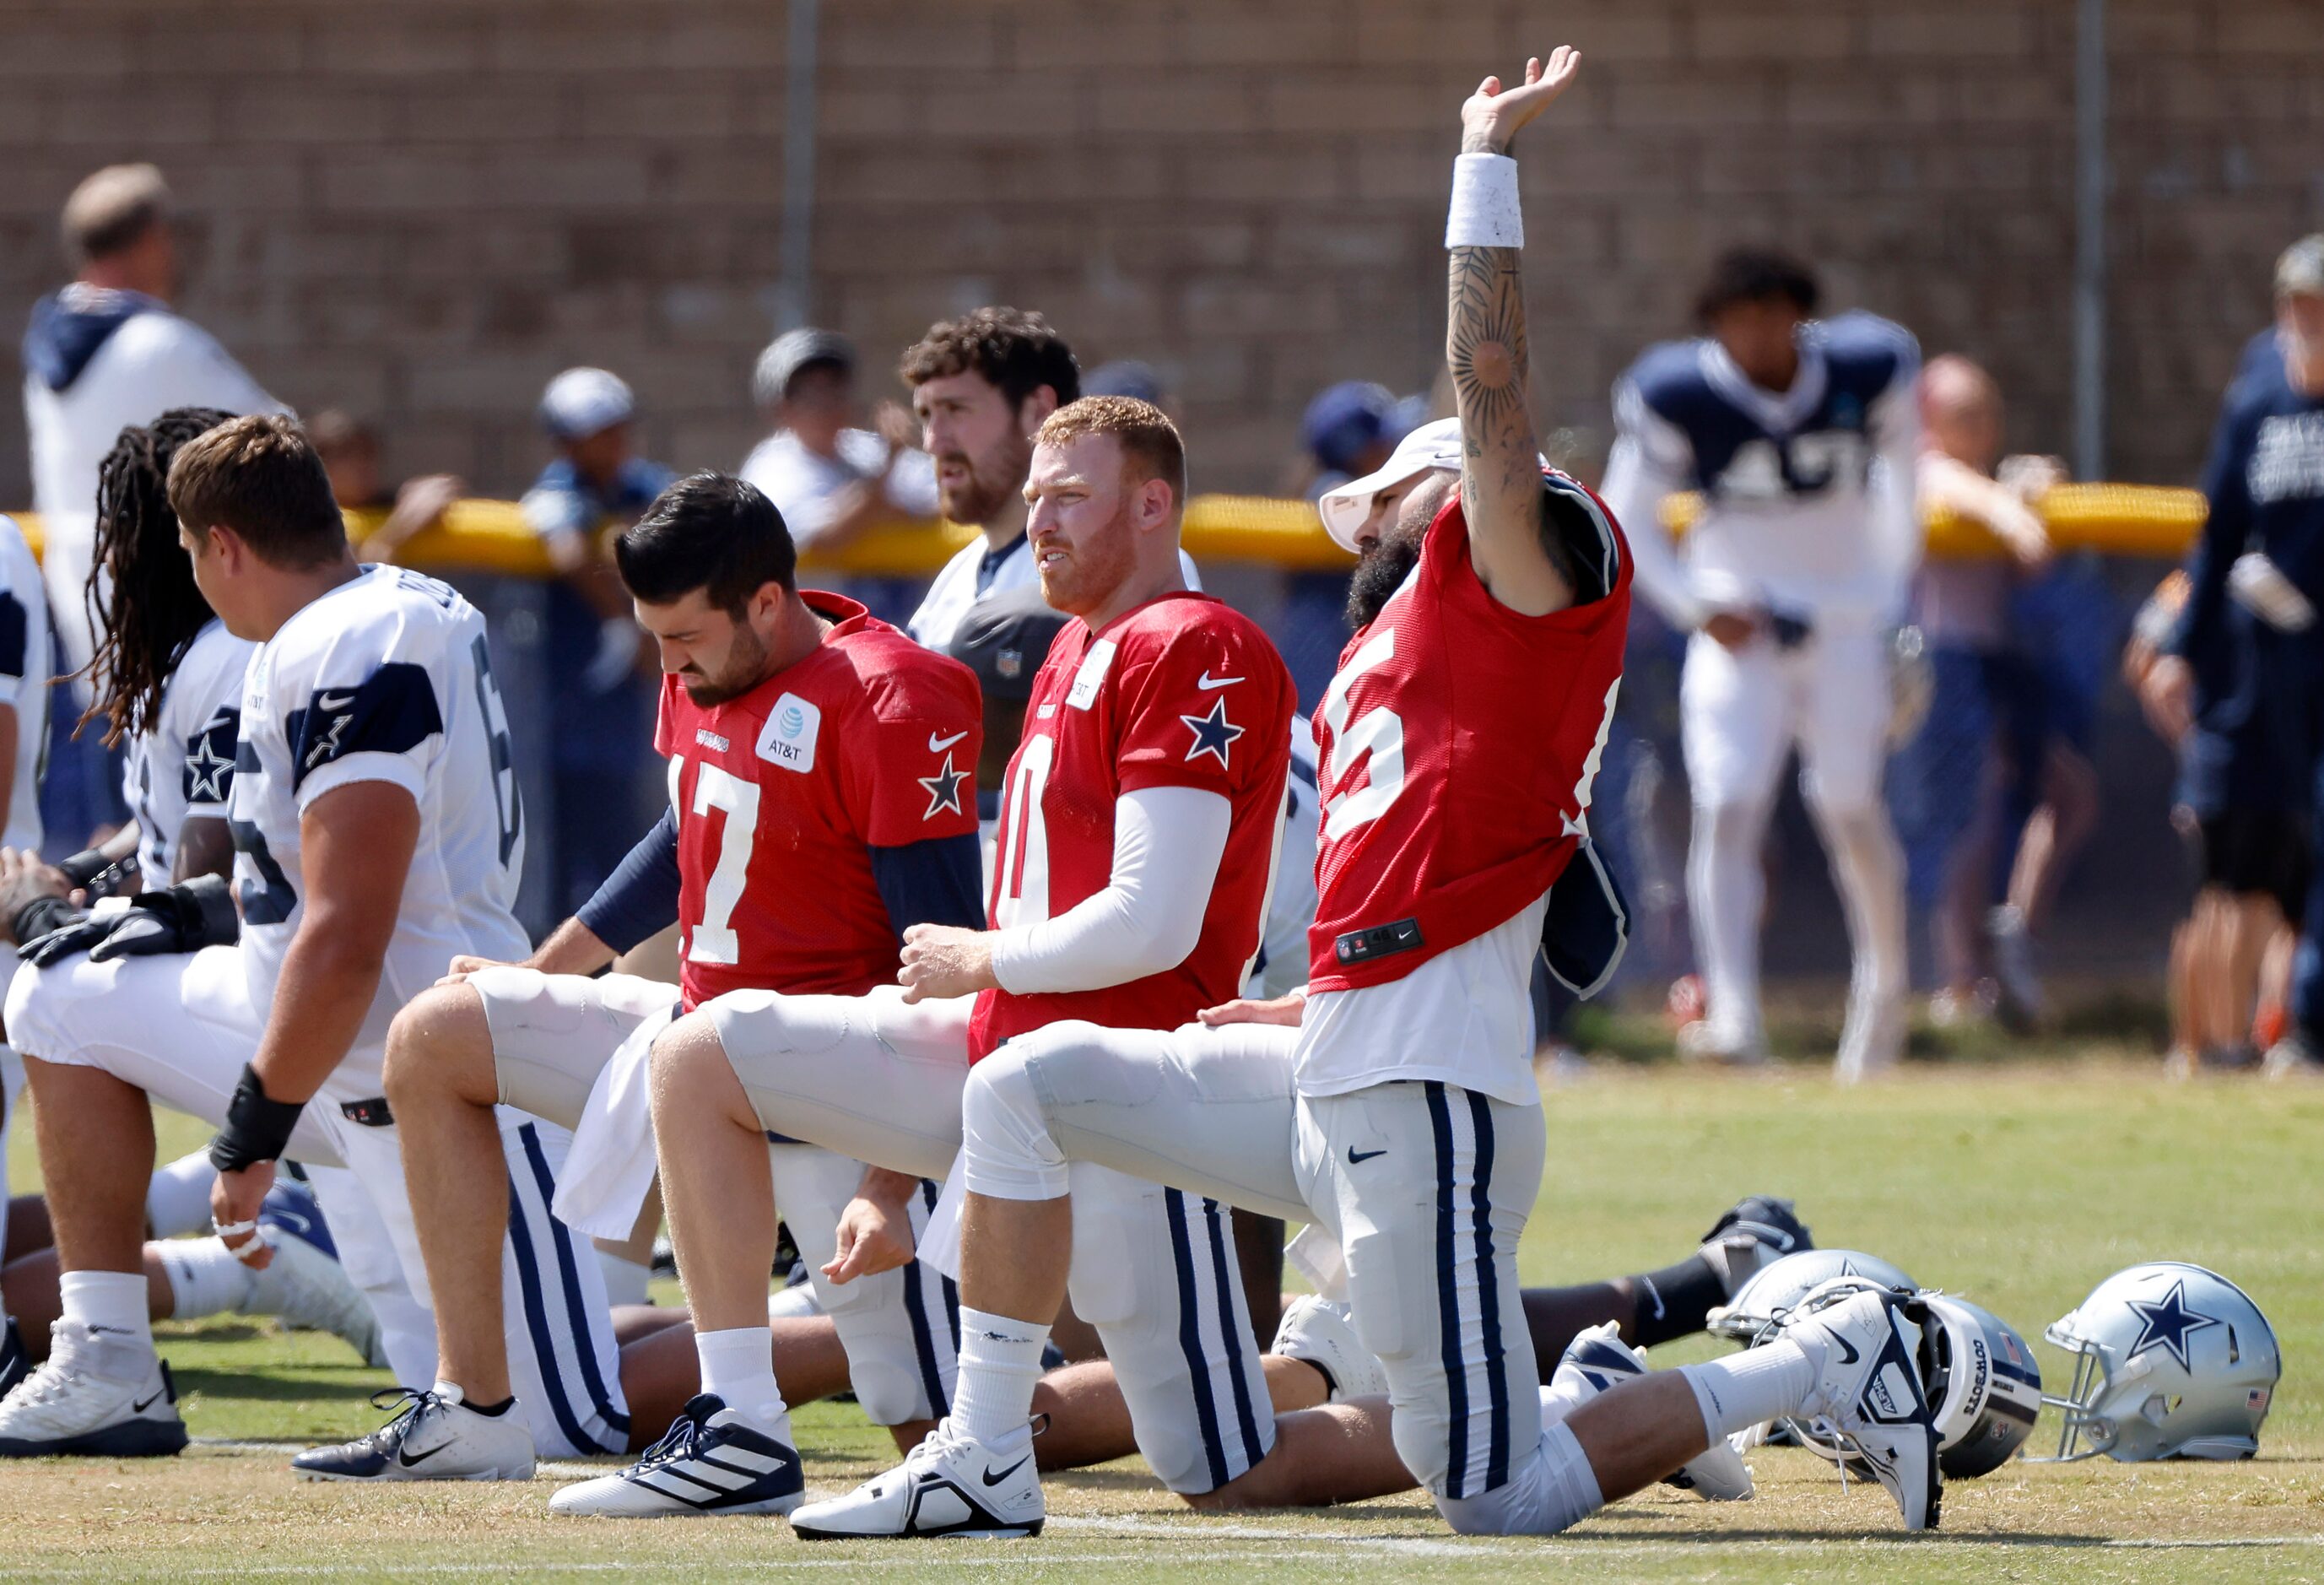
[962,1016,1548,1510]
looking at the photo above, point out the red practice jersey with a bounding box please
[1306,474,1630,993]
[970,592,1295,1060]
[657,592,982,1009]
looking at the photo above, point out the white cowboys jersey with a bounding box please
[231,565,528,1065]
[907,533,1204,652]
[1602,312,1921,631]
[123,618,255,891]
[0,518,47,855]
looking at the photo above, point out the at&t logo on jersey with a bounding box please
[755,693,821,774]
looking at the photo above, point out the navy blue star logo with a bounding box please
[2126,1279,2221,1372]
[186,730,235,803]
[1180,698,1244,769]
[918,752,968,820]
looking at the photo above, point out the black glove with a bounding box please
[21,874,240,969]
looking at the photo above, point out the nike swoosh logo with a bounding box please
[928,729,970,753]
[1197,672,1243,690]
[317,693,355,712]
[1347,1147,1386,1164]
[132,1390,165,1414]
[1833,1333,1860,1366]
[398,1442,446,1468]
[981,1457,1029,1486]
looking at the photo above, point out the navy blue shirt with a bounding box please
[2170,331,2324,814]
[520,455,675,763]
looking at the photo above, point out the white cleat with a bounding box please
[1546,1323,1753,1501]
[242,1231,383,1367]
[0,1323,187,1458]
[293,1386,535,1481]
[549,1395,803,1517]
[1272,1295,1388,1402]
[1676,1020,1770,1068]
[790,1418,1042,1539]
[1783,1285,1942,1530]
[1834,995,1908,1085]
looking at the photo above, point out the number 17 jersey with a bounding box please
[657,592,983,1009]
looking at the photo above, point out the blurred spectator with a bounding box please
[2125,573,2296,1074]
[1889,354,2082,1027]
[1297,380,1424,500]
[305,408,462,563]
[898,306,1202,654]
[1083,360,1166,406]
[738,327,936,560]
[24,164,284,681]
[520,366,674,917]
[2147,235,2324,1074]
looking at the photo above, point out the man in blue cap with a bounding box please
[521,368,676,916]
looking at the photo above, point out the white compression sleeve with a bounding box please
[989,785,1230,994]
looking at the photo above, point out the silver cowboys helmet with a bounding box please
[1921,1295,2043,1477]
[2039,1262,2278,1462]
[1709,1249,1919,1344]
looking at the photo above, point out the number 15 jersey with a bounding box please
[1306,474,1630,998]
[231,565,530,1063]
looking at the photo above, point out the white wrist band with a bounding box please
[1446,153,1523,249]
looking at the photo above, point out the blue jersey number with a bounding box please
[471,636,523,867]
[230,817,297,926]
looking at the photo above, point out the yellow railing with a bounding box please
[3,483,2206,576]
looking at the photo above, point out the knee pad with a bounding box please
[1435,1420,1602,1536]
[816,1277,934,1426]
[958,1037,1071,1201]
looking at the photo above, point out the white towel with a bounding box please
[552,1002,676,1239]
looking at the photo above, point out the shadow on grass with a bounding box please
[171,1368,384,1407]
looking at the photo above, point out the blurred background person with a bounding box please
[519,366,672,917]
[1889,354,2078,1028]
[305,408,462,565]
[1601,247,1921,1079]
[738,327,935,565]
[22,163,282,846]
[2144,235,2324,1076]
[1294,379,1423,500]
[1083,360,1169,409]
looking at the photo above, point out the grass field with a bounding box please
[9,1049,2324,1582]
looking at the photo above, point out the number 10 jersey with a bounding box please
[231,565,530,1054]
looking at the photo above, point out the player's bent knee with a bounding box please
[958,1040,1071,1201]
[1434,1422,1602,1536]
[646,1011,733,1106]
[381,982,492,1105]
[846,1355,929,1428]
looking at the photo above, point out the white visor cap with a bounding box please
[1316,416,1466,552]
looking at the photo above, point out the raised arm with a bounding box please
[1446,48,1583,617]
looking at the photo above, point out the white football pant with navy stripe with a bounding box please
[3,944,629,1460]
[473,967,959,1428]
[964,1016,1549,1511]
[702,983,1275,1492]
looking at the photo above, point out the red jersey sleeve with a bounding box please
[1112,611,1280,800]
[838,651,985,848]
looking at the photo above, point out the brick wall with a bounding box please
[0,0,2316,502]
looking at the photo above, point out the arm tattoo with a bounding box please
[1447,245,1536,503]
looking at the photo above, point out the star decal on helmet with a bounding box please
[918,751,969,820]
[2126,1279,2221,1372]
[1180,698,1245,769]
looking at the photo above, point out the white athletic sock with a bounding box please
[694,1326,785,1427]
[595,1252,651,1308]
[950,1306,1048,1446]
[59,1269,154,1356]
[154,1238,256,1320]
[1679,1340,1816,1442]
[144,1152,217,1239]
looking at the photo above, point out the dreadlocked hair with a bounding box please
[79,406,235,746]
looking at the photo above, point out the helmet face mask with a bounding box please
[2034,1262,2278,1463]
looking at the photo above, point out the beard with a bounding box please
[681,622,771,706]
[938,430,1034,527]
[1345,536,1421,629]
